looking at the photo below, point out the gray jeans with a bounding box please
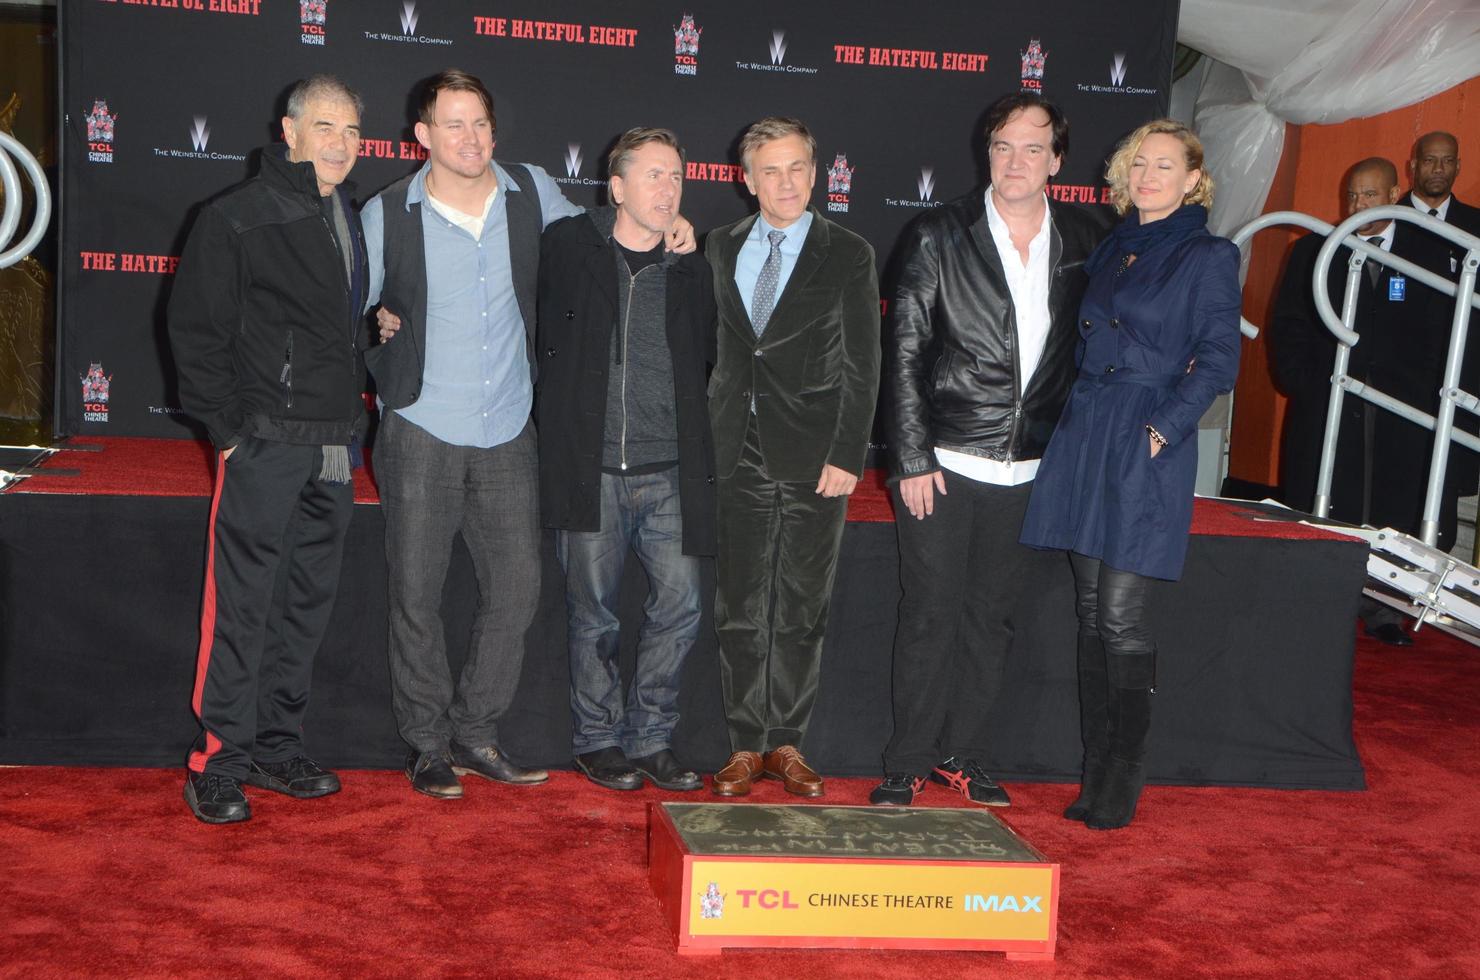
[375,411,541,753]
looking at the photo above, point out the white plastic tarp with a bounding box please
[1177,0,1480,235]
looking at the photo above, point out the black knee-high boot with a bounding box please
[1086,650,1154,831]
[1063,633,1110,821]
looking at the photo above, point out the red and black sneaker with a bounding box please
[869,773,928,806]
[930,757,1010,807]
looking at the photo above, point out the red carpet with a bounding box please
[16,436,1350,539]
[2,629,1476,978]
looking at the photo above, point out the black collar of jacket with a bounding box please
[570,206,695,311]
[724,204,831,253]
[257,145,358,209]
[954,187,1076,285]
[710,206,830,346]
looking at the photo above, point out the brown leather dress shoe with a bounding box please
[712,751,764,796]
[763,746,824,797]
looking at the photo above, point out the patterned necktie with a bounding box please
[1365,237,1385,286]
[750,230,786,336]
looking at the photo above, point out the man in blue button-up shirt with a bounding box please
[362,71,693,801]
[362,70,580,800]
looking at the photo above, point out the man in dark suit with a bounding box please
[1408,131,1480,245]
[1407,130,1480,522]
[1270,157,1450,643]
[704,116,881,798]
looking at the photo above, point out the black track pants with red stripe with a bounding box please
[188,437,354,778]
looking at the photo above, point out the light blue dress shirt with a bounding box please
[362,160,582,449]
[735,210,814,324]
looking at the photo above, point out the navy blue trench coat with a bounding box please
[1020,227,1242,581]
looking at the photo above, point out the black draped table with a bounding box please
[0,440,1368,789]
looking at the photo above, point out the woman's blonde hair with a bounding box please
[1104,119,1214,216]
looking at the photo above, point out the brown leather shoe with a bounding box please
[712,751,764,796]
[763,746,825,797]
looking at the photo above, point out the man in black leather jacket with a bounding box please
[871,93,1105,808]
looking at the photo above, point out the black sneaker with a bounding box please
[930,757,1010,807]
[244,755,341,799]
[184,771,250,824]
[869,773,927,806]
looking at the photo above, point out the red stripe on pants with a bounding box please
[187,451,229,774]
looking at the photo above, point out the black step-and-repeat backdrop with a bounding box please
[59,0,1176,437]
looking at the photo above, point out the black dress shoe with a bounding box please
[869,773,927,806]
[184,771,250,824]
[574,747,643,791]
[405,750,463,799]
[245,755,341,799]
[630,749,702,791]
[1365,622,1414,647]
[450,740,549,785]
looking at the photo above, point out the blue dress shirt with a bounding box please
[362,160,581,449]
[735,210,814,324]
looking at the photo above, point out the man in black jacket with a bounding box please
[1407,131,1480,527]
[1271,158,1451,645]
[168,75,368,824]
[872,93,1104,807]
[1408,131,1480,244]
[535,128,716,793]
[1272,158,1452,538]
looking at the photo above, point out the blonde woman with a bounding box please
[1020,120,1242,830]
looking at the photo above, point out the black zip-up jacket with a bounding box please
[534,208,719,556]
[886,190,1104,480]
[168,148,368,449]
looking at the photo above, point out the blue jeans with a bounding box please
[558,468,702,758]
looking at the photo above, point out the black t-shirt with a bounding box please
[617,241,664,275]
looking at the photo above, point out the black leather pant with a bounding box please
[1068,552,1155,689]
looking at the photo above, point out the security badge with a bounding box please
[1388,274,1406,302]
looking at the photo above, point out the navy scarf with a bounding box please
[1085,203,1209,276]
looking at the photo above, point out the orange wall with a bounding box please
[1229,77,1480,486]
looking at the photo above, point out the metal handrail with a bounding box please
[0,130,50,269]
[1232,206,1480,547]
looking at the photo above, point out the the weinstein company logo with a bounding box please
[366,1,451,45]
[1020,38,1047,92]
[189,117,210,153]
[885,166,941,209]
[85,100,117,163]
[153,116,245,162]
[300,0,326,45]
[81,362,111,423]
[826,153,854,213]
[554,142,602,187]
[737,29,818,75]
[768,30,788,65]
[1077,53,1159,96]
[674,13,701,75]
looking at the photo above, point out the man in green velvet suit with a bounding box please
[704,117,881,798]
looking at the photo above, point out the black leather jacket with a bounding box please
[886,190,1104,479]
